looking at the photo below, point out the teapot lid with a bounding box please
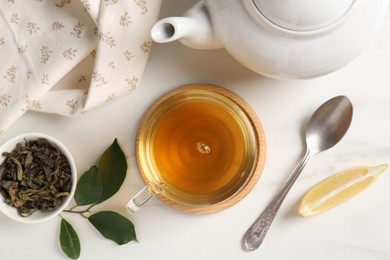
[253,0,355,31]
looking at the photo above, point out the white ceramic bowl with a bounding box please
[0,133,77,223]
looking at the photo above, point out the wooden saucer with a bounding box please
[135,83,266,214]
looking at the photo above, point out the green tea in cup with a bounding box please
[127,84,266,214]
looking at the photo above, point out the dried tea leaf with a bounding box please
[0,138,72,216]
[74,166,102,206]
[60,218,81,259]
[96,139,127,203]
[88,211,137,245]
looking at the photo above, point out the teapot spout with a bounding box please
[151,2,223,50]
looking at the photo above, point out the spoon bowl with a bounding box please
[306,96,353,153]
[242,96,353,251]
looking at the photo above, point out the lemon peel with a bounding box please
[298,164,388,217]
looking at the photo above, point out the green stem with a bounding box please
[80,213,89,219]
[68,205,78,211]
[86,204,96,211]
[62,209,88,214]
[63,204,96,215]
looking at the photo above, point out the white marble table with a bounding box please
[1,1,390,259]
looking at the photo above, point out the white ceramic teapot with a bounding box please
[151,0,390,79]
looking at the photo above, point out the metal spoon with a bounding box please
[242,96,353,251]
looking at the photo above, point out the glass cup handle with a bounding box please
[126,183,161,214]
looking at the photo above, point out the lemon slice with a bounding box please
[298,164,388,217]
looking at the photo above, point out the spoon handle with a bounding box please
[242,150,313,251]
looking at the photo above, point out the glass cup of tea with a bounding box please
[127,84,266,214]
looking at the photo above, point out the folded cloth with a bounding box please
[0,0,162,136]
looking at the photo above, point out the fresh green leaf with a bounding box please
[96,139,127,203]
[60,218,81,259]
[88,211,137,245]
[74,166,103,206]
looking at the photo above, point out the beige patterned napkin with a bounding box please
[0,0,162,135]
